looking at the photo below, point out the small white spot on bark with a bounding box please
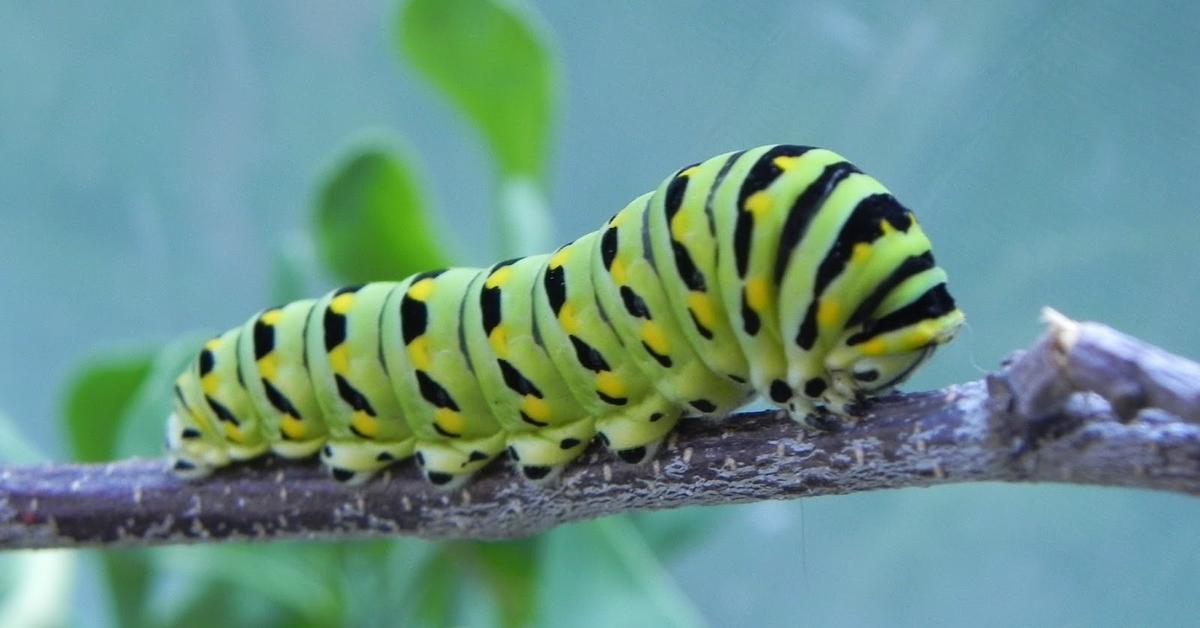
[683,448,694,463]
[603,465,612,482]
[401,496,412,511]
[461,489,472,505]
[854,444,864,466]
[652,460,661,476]
[722,457,736,470]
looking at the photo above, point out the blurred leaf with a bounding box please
[0,550,76,628]
[0,410,45,464]
[408,547,458,627]
[62,339,206,628]
[397,0,557,178]
[149,543,345,628]
[630,507,727,560]
[102,550,154,628]
[270,231,322,304]
[60,349,155,462]
[343,539,440,628]
[313,137,450,284]
[114,335,209,460]
[472,540,540,628]
[537,518,705,628]
[497,175,553,257]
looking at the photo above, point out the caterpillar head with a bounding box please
[827,304,965,403]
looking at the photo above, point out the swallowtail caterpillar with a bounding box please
[167,144,964,488]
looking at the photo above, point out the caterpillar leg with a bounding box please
[319,438,415,485]
[595,405,683,465]
[505,418,595,483]
[412,433,507,489]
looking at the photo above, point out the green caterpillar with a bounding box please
[166,144,964,488]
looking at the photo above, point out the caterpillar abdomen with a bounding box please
[166,144,965,487]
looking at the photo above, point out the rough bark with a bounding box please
[1,309,1197,550]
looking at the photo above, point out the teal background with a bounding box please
[1,1,1198,626]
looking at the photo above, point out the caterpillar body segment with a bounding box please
[165,144,965,486]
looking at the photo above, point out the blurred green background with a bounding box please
[2,1,1199,626]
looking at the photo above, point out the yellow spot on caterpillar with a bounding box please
[863,338,888,357]
[351,412,378,438]
[558,302,579,334]
[745,191,772,217]
[435,408,464,435]
[204,338,222,350]
[851,242,873,265]
[641,321,669,356]
[773,155,800,171]
[407,278,435,301]
[280,415,306,439]
[257,353,280,380]
[407,336,431,370]
[817,300,841,327]
[488,326,509,358]
[485,265,514,288]
[610,258,628,284]
[549,247,571,269]
[670,211,690,239]
[609,212,627,227]
[200,373,219,395]
[224,422,245,443]
[521,396,551,423]
[687,292,718,333]
[260,309,284,325]
[901,322,937,350]
[595,371,626,399]
[678,166,699,178]
[329,345,350,374]
[880,218,897,235]
[745,277,770,312]
[330,292,355,314]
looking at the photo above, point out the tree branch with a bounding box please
[2,309,1198,550]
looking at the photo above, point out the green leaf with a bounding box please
[0,550,77,628]
[536,518,705,628]
[60,349,155,462]
[397,0,558,178]
[101,551,155,628]
[313,136,450,285]
[114,335,210,460]
[630,507,727,560]
[149,544,345,627]
[472,540,539,628]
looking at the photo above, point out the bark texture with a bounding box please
[1,310,1197,550]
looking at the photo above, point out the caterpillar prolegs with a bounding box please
[166,144,965,488]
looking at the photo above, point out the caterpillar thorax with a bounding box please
[166,144,964,488]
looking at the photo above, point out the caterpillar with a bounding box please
[166,144,964,488]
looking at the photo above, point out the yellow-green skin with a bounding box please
[166,144,965,488]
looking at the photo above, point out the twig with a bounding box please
[1,310,1197,550]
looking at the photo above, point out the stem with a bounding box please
[0,310,1197,550]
